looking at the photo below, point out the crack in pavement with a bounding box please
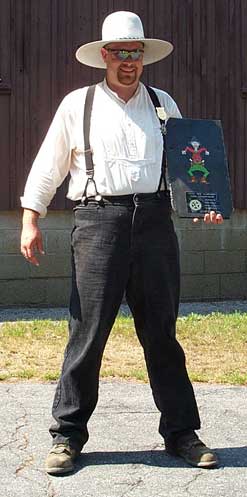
[2,388,36,479]
[154,470,207,497]
[15,453,34,476]
[183,471,205,495]
[47,478,57,497]
[0,388,18,450]
[3,388,54,495]
[20,466,58,496]
[119,477,144,497]
[14,410,32,477]
[116,442,165,497]
[0,439,19,450]
[0,389,28,457]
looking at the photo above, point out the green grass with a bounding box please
[1,320,66,338]
[43,371,61,381]
[0,312,246,384]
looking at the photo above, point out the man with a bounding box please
[21,11,223,475]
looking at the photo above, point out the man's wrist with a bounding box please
[22,208,40,225]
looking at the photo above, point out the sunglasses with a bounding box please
[105,48,144,61]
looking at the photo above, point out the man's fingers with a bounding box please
[21,238,44,266]
[209,210,217,223]
[193,212,224,225]
[21,247,39,266]
[216,213,224,224]
[36,236,45,255]
[208,211,224,224]
[26,245,40,266]
[204,211,224,224]
[204,213,211,224]
[27,254,40,266]
[21,225,44,266]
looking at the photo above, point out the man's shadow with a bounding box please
[53,446,247,477]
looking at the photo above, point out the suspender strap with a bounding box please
[83,84,96,177]
[145,85,168,190]
[81,84,103,203]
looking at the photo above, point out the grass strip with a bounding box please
[0,313,246,385]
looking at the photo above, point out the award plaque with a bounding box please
[165,118,233,218]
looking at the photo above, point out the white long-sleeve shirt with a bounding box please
[21,80,181,217]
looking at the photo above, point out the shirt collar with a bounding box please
[102,78,141,104]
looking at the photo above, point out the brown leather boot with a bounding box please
[166,431,218,468]
[45,443,81,475]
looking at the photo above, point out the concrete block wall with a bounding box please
[0,209,247,306]
[0,211,73,307]
[175,210,247,300]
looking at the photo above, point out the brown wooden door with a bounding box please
[0,0,11,209]
[0,0,247,211]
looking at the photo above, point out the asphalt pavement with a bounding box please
[0,381,246,497]
[0,302,246,496]
[0,300,247,321]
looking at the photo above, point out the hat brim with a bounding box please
[75,39,173,68]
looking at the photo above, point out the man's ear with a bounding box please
[101,47,107,63]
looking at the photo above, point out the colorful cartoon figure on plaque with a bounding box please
[182,138,210,183]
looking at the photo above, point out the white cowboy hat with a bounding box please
[76,11,173,68]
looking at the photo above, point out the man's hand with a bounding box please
[21,209,45,266]
[193,210,224,224]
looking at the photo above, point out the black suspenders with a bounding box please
[83,84,96,179]
[81,84,103,204]
[81,84,167,204]
[145,85,168,191]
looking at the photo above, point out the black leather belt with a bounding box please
[74,190,170,206]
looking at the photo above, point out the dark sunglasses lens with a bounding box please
[131,51,141,60]
[117,51,130,60]
[117,50,142,61]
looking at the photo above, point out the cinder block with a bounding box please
[0,230,21,254]
[181,275,220,300]
[217,229,247,250]
[46,278,71,306]
[0,211,22,229]
[29,255,71,278]
[39,211,73,230]
[0,256,30,279]
[205,251,245,273]
[45,230,71,254]
[227,209,247,229]
[220,274,247,299]
[0,279,47,305]
[0,209,246,305]
[173,214,195,231]
[180,251,204,274]
[180,229,222,251]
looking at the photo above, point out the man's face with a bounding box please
[101,42,144,89]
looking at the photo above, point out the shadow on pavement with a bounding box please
[51,446,247,476]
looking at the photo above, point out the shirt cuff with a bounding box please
[20,197,47,218]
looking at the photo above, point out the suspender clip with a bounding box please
[85,168,94,178]
[81,195,88,206]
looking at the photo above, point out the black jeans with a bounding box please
[50,191,200,450]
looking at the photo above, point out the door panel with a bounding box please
[0,0,11,208]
